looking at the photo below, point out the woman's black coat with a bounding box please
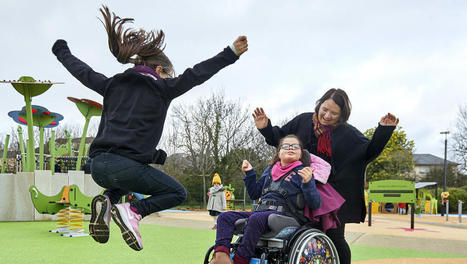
[259,112,395,223]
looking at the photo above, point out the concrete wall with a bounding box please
[0,171,103,221]
[0,172,34,221]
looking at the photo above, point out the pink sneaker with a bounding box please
[111,203,143,251]
[89,195,111,243]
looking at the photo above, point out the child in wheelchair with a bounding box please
[208,134,343,264]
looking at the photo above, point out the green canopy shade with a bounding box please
[67,97,102,171]
[1,76,63,171]
[8,105,63,170]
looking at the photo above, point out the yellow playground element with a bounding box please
[29,184,94,237]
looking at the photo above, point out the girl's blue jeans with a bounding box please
[90,152,186,217]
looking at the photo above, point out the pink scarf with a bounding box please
[271,161,302,181]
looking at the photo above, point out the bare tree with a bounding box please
[452,104,467,174]
[170,93,255,173]
[168,92,261,207]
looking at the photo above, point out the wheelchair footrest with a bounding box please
[249,258,267,264]
[229,254,267,264]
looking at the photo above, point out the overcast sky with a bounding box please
[1,0,466,160]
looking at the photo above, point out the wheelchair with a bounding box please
[204,213,340,264]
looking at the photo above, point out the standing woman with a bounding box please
[252,88,398,264]
[52,5,248,251]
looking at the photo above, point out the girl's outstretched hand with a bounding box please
[242,160,252,172]
[233,36,248,56]
[298,167,315,183]
[252,107,268,130]
[379,113,399,126]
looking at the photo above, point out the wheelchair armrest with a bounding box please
[234,218,247,235]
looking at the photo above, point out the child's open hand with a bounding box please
[298,167,315,183]
[242,160,252,172]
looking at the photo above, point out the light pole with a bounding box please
[440,131,449,216]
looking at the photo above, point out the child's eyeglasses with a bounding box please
[280,143,300,150]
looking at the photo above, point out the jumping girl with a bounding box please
[52,5,248,251]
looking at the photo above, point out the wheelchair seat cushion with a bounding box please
[263,214,300,238]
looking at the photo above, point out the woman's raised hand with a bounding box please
[233,36,248,56]
[379,113,399,126]
[242,160,252,172]
[252,107,269,129]
[298,167,315,183]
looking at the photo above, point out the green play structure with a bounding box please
[29,184,93,215]
[8,105,64,170]
[414,182,438,215]
[1,77,63,172]
[29,184,95,237]
[67,97,102,171]
[368,180,416,229]
[1,134,10,173]
[49,130,73,175]
[17,126,27,171]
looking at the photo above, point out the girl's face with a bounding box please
[155,65,174,79]
[278,137,302,165]
[318,99,341,126]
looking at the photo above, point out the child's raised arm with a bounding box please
[241,160,253,172]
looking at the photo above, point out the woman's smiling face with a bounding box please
[318,99,341,126]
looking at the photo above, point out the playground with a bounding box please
[0,78,465,263]
[1,3,467,263]
[0,211,466,263]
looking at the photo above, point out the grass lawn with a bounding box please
[350,244,467,262]
[0,221,214,264]
[1,221,466,263]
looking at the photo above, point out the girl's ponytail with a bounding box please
[99,5,166,66]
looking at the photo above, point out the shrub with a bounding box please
[436,187,467,213]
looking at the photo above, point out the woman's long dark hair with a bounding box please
[269,135,306,166]
[99,5,173,73]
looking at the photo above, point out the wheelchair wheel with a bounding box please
[204,245,215,264]
[287,229,339,264]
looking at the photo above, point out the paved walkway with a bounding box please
[141,211,467,263]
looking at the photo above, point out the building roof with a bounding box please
[413,153,458,166]
[414,182,438,189]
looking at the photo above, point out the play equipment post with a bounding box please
[49,131,56,175]
[442,191,450,221]
[1,135,10,173]
[24,88,34,171]
[17,126,27,171]
[77,115,90,170]
[446,199,449,221]
[49,130,73,175]
[459,200,463,223]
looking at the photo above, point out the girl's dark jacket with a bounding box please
[244,165,322,212]
[258,112,395,223]
[52,40,238,164]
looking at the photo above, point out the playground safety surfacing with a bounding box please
[1,212,466,264]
